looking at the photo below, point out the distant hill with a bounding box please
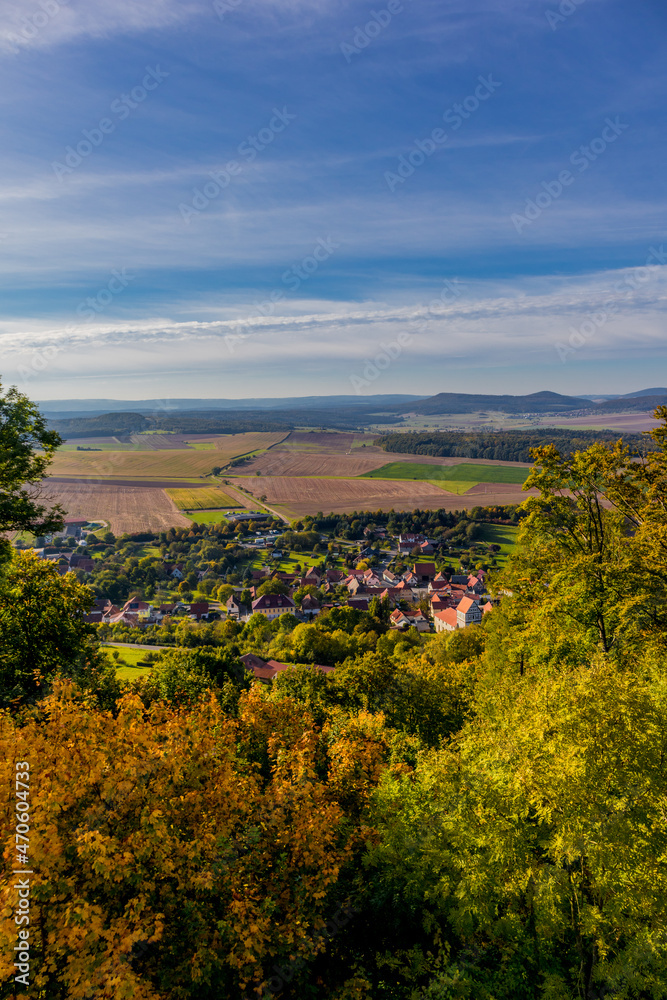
[595,395,667,412]
[620,388,667,399]
[48,405,407,439]
[51,413,151,438]
[392,390,587,415]
[39,394,426,418]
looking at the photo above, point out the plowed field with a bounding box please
[47,483,191,534]
[233,450,389,478]
[234,476,470,516]
[273,432,380,453]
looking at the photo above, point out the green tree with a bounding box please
[256,578,289,597]
[0,551,101,705]
[0,381,64,534]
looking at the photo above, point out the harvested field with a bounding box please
[232,450,389,478]
[541,412,661,433]
[59,437,137,452]
[48,432,286,480]
[234,476,484,517]
[166,487,238,510]
[48,477,213,489]
[129,434,192,449]
[463,482,538,502]
[46,483,191,534]
[272,431,382,453]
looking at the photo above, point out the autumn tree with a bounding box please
[0,684,383,999]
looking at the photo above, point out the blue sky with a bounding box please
[0,0,665,401]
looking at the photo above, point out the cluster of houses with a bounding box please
[225,549,492,636]
[36,550,96,575]
[40,523,492,638]
[84,598,211,627]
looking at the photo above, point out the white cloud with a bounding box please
[0,0,204,54]
[3,263,666,399]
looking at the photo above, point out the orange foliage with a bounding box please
[0,685,384,998]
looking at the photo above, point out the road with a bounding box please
[219,483,290,524]
[102,642,173,651]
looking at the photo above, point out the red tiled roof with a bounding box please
[457,597,479,614]
[251,594,296,610]
[434,608,458,628]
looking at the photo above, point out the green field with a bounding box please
[360,462,530,484]
[432,480,479,495]
[167,487,238,510]
[186,510,234,524]
[103,644,157,679]
[477,523,520,567]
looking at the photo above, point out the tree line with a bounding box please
[374,427,652,462]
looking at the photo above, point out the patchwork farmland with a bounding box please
[48,431,287,480]
[45,425,539,528]
[232,474,538,518]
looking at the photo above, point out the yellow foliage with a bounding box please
[0,682,376,997]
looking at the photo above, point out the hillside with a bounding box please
[595,394,667,412]
[391,390,588,415]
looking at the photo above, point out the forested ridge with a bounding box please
[375,427,652,462]
[1,382,667,999]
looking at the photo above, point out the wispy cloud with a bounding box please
[0,0,205,54]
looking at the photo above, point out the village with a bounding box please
[30,519,493,652]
